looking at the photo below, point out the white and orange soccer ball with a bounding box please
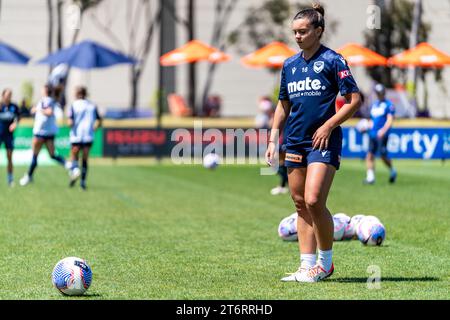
[278,213,298,241]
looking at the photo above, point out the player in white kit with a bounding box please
[67,86,102,190]
[20,85,68,186]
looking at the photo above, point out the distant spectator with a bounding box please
[19,99,31,118]
[254,96,274,129]
[203,95,221,117]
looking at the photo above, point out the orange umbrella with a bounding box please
[160,39,230,66]
[241,41,297,69]
[388,42,450,67]
[336,43,387,66]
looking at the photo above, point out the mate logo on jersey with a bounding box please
[287,76,327,98]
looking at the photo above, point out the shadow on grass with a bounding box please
[58,293,103,299]
[328,277,440,283]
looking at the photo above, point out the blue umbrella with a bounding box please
[0,41,30,64]
[36,40,137,69]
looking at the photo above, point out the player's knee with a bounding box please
[304,194,322,210]
[291,193,306,211]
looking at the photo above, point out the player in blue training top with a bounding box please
[67,86,102,190]
[266,4,362,283]
[364,83,397,184]
[20,85,68,186]
[0,89,20,186]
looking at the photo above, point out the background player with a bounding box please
[0,89,20,186]
[67,86,102,190]
[266,4,361,282]
[364,83,397,184]
[20,85,67,186]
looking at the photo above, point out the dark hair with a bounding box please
[44,84,53,97]
[293,3,325,37]
[75,86,87,99]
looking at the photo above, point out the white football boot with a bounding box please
[281,267,310,282]
[295,263,334,283]
[69,167,81,187]
[19,174,32,186]
[270,186,289,195]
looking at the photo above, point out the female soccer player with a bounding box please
[364,83,397,185]
[266,4,362,282]
[20,85,67,186]
[0,89,20,186]
[67,86,102,190]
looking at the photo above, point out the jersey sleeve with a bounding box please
[278,65,289,101]
[387,101,395,115]
[334,54,359,96]
[67,104,75,121]
[13,104,20,121]
[94,106,102,120]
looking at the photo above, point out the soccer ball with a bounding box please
[363,215,381,224]
[333,213,352,240]
[52,257,93,296]
[333,213,350,224]
[342,214,365,240]
[203,153,220,169]
[357,218,386,246]
[355,118,371,133]
[333,216,347,241]
[278,212,298,241]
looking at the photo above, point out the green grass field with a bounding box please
[0,159,449,299]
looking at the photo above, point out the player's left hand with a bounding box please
[377,129,385,139]
[312,123,332,151]
[9,122,16,133]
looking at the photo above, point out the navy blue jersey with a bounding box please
[0,103,20,134]
[369,99,395,138]
[279,45,359,150]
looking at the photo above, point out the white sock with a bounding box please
[366,169,375,182]
[300,253,316,270]
[318,249,333,271]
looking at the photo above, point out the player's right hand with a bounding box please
[265,141,276,166]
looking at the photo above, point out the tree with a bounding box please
[90,0,161,110]
[200,0,239,116]
[71,0,104,44]
[227,0,338,101]
[228,0,338,60]
[364,0,435,114]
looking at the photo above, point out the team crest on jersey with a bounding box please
[313,61,324,73]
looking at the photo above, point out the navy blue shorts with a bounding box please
[284,147,341,170]
[369,135,388,156]
[34,134,55,141]
[71,142,93,148]
[0,133,14,150]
